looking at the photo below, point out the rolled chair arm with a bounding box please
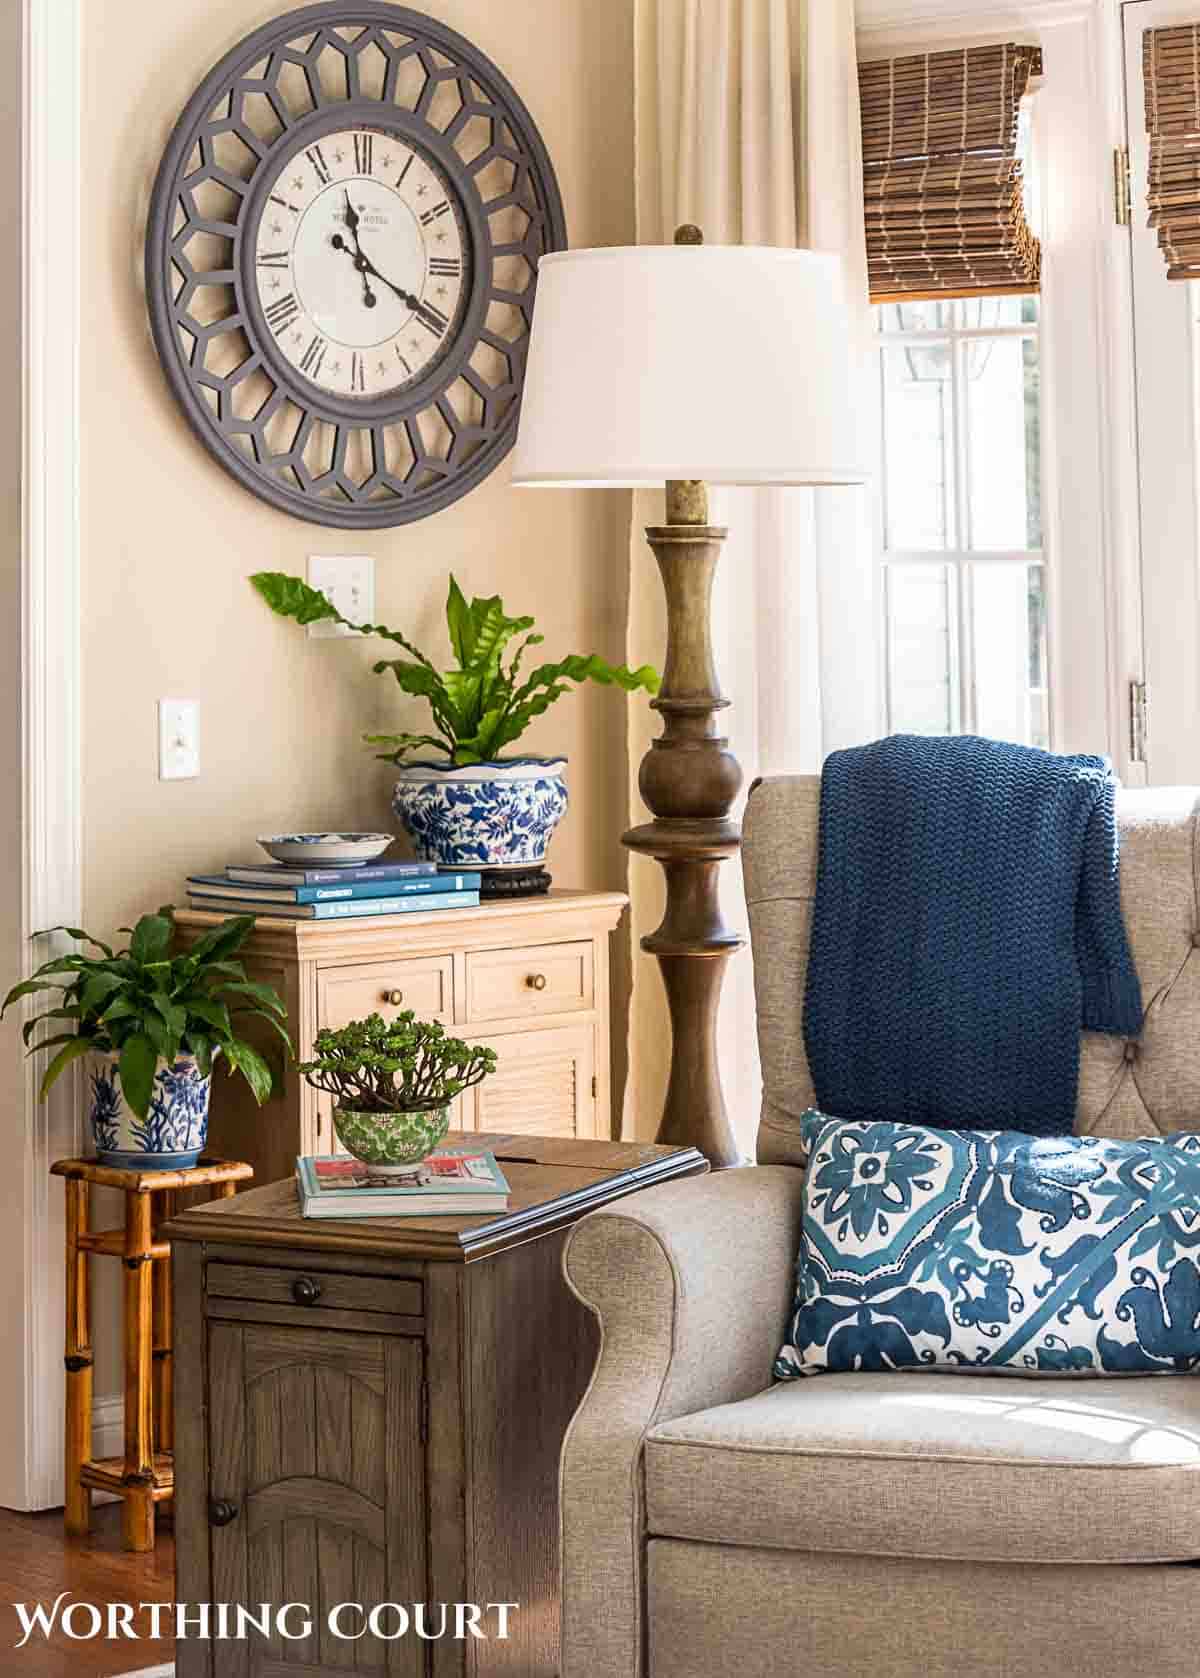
[560,1164,805,1678]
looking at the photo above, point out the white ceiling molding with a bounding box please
[857,0,1098,53]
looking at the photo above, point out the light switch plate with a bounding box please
[159,699,199,780]
[307,554,375,638]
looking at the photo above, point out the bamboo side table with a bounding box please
[51,1155,253,1551]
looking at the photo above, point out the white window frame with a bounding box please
[857,0,1146,783]
[877,302,1046,742]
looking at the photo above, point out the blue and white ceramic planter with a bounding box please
[88,1050,212,1170]
[392,758,568,870]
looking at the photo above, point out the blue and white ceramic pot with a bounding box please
[87,1050,212,1170]
[392,758,569,871]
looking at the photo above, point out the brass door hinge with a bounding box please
[1130,679,1149,763]
[591,1074,598,1099]
[1114,145,1131,227]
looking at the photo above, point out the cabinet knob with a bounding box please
[383,988,404,1006]
[527,973,548,992]
[291,1275,323,1307]
[209,1498,239,1528]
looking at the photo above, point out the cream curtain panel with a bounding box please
[624,0,880,1152]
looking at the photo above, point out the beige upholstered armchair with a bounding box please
[561,775,1200,1678]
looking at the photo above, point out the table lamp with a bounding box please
[511,228,867,1166]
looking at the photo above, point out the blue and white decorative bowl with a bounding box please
[88,1050,212,1170]
[392,758,568,870]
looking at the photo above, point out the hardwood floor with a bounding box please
[0,1503,174,1676]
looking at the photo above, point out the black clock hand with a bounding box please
[331,231,378,308]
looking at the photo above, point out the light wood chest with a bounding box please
[175,890,628,1190]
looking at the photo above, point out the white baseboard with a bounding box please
[90,1392,123,1505]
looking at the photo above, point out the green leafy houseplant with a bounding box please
[297,1012,497,1114]
[298,1012,499,1169]
[250,571,660,766]
[1,910,292,1118]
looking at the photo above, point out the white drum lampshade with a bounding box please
[510,243,868,489]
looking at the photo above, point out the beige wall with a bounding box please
[80,0,635,1403]
[81,0,635,939]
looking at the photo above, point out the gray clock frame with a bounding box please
[145,2,567,528]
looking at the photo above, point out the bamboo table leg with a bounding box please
[63,1178,92,1538]
[122,1190,155,1551]
[152,1189,175,1459]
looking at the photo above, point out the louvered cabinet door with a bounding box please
[206,1321,426,1677]
[466,1023,597,1138]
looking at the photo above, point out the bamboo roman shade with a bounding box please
[1143,25,1200,280]
[859,43,1043,303]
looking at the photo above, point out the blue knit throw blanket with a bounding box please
[802,735,1143,1137]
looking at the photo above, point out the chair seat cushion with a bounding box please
[644,1372,1200,1563]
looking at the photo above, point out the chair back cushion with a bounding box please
[743,775,1200,1166]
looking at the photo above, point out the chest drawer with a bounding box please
[206,1261,423,1321]
[465,940,593,1021]
[317,955,453,1029]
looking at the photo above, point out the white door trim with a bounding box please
[9,0,83,1512]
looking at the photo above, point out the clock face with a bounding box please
[252,128,471,401]
[145,3,566,528]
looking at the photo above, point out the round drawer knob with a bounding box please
[292,1275,323,1307]
[209,1498,239,1528]
[383,988,404,1006]
[527,973,548,991]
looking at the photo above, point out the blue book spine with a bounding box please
[300,873,480,903]
[188,873,481,904]
[309,892,480,919]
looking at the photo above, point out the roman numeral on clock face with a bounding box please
[428,257,461,277]
[414,299,448,337]
[395,345,413,376]
[299,333,326,377]
[306,144,330,185]
[353,132,373,174]
[351,352,365,393]
[265,292,300,334]
[268,194,299,214]
[257,251,290,269]
[419,201,450,226]
[395,153,415,187]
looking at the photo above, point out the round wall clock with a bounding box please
[145,2,566,526]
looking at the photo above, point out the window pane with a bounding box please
[881,343,955,549]
[887,563,956,734]
[966,335,1041,549]
[959,295,1039,329]
[876,300,954,333]
[970,562,1048,748]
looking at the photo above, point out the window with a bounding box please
[876,295,1047,748]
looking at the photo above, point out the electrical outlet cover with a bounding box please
[159,699,200,780]
[307,555,375,638]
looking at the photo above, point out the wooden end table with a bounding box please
[163,1134,706,1678]
[51,1154,254,1551]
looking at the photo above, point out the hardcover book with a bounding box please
[295,1149,510,1218]
[186,889,480,920]
[226,860,437,886]
[187,872,481,904]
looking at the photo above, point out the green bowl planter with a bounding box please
[332,1104,451,1174]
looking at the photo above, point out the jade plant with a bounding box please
[297,1011,498,1114]
[1,909,292,1118]
[250,571,659,766]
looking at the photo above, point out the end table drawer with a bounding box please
[466,940,593,1020]
[318,955,454,1029]
[206,1261,422,1321]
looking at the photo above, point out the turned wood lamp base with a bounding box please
[623,471,746,1169]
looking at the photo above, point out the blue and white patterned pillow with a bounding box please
[775,1110,1200,1379]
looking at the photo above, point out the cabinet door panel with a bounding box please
[469,1023,596,1138]
[207,1320,425,1678]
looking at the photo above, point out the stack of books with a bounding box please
[186,859,481,920]
[295,1148,510,1218]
